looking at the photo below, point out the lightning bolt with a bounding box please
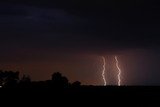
[102,56,107,86]
[115,56,121,86]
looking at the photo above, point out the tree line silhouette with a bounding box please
[0,70,81,88]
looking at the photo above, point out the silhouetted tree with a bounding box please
[0,70,4,86]
[20,75,31,83]
[72,81,81,87]
[51,72,69,88]
[0,70,84,89]
[0,71,19,87]
[19,75,31,88]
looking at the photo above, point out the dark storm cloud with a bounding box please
[0,4,87,33]
[0,0,160,52]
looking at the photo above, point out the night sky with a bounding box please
[1,0,160,85]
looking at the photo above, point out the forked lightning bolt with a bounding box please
[115,56,121,86]
[102,56,107,86]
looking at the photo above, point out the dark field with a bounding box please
[1,86,160,106]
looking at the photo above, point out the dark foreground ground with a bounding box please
[1,86,160,106]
